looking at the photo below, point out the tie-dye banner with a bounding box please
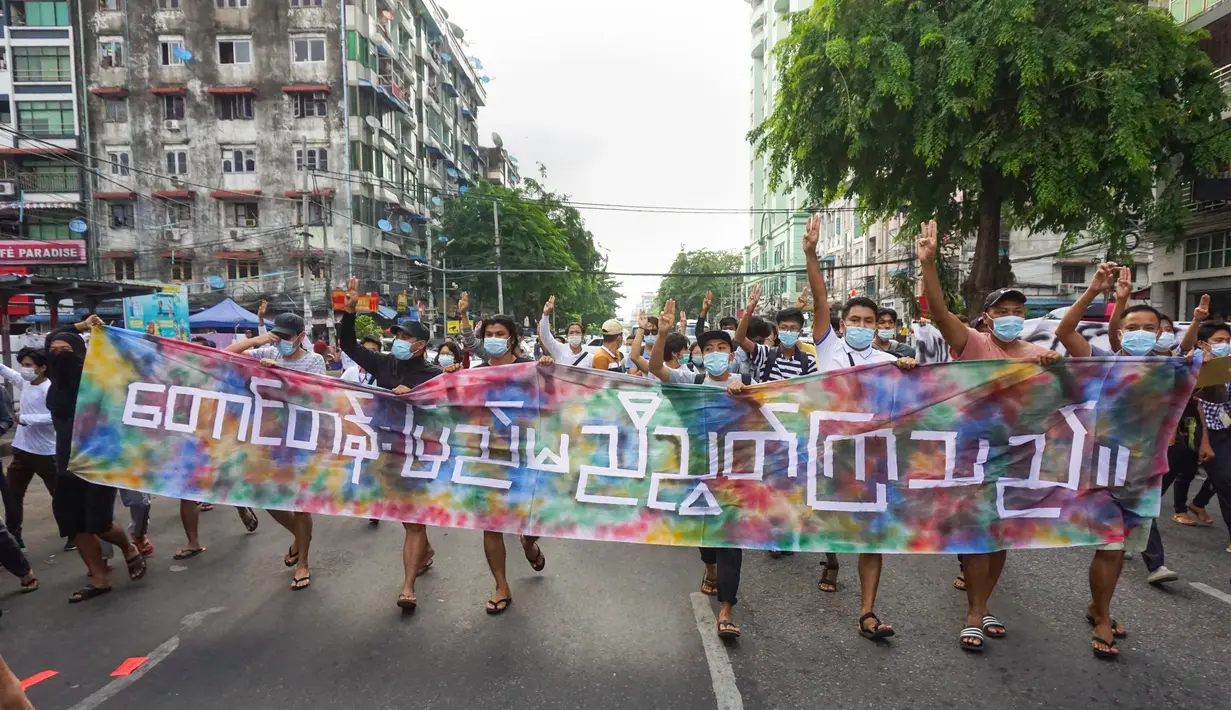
[71,327,1197,553]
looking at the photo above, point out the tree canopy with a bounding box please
[439,178,621,331]
[752,0,1231,306]
[653,249,743,319]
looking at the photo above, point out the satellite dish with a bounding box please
[439,6,449,19]
[431,196,442,206]
[398,220,412,233]
[491,132,503,148]
[377,218,393,232]
[447,21,465,39]
[364,115,381,130]
[439,52,452,62]
[208,274,225,289]
[480,76,491,84]
[446,167,458,178]
[68,219,88,233]
[458,185,469,194]
[173,47,193,61]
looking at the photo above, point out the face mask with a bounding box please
[391,339,414,360]
[703,351,730,377]
[845,326,874,350]
[723,330,737,341]
[437,354,455,367]
[277,339,297,356]
[877,329,895,341]
[567,335,583,348]
[679,354,691,364]
[1155,332,1176,351]
[778,331,800,347]
[1213,343,1231,358]
[485,337,509,357]
[991,315,1025,342]
[644,334,657,346]
[19,367,37,382]
[1120,330,1157,357]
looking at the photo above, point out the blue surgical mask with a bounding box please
[437,354,455,367]
[391,339,414,360]
[1213,343,1231,358]
[1120,330,1157,357]
[484,337,509,357]
[778,331,800,347]
[877,329,895,341]
[1155,332,1176,351]
[703,351,730,377]
[644,334,657,346]
[845,326,874,350]
[991,315,1025,342]
[277,339,297,356]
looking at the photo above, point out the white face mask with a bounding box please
[567,334,583,348]
[19,367,38,382]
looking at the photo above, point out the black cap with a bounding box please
[696,330,733,350]
[982,288,1026,312]
[271,312,306,337]
[390,320,429,340]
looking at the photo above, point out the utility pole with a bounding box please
[493,199,504,314]
[299,136,312,330]
[440,253,447,338]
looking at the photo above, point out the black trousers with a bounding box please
[0,515,31,580]
[1142,469,1178,572]
[5,449,57,546]
[1197,429,1231,538]
[698,548,742,606]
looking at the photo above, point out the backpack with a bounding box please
[694,372,753,386]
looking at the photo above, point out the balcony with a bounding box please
[12,68,72,84]
[20,171,77,192]
[1173,0,1231,27]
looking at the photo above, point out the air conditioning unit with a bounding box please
[229,229,240,240]
[243,217,257,227]
[0,182,15,196]
[162,228,182,242]
[164,119,181,131]
[380,284,391,296]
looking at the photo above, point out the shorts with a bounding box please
[52,472,117,538]
[1096,523,1150,555]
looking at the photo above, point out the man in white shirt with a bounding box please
[538,296,594,368]
[341,336,382,385]
[0,347,55,553]
[803,211,917,642]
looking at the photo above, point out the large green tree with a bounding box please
[752,0,1231,306]
[653,249,743,319]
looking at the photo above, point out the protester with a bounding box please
[444,307,552,615]
[917,220,1061,651]
[874,308,916,357]
[339,277,442,611]
[436,340,463,369]
[590,318,627,373]
[0,348,56,552]
[539,296,593,367]
[1190,321,1231,553]
[226,312,325,591]
[686,341,703,372]
[341,336,382,385]
[46,315,147,602]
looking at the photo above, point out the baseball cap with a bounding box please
[271,312,306,337]
[601,319,624,336]
[982,288,1026,311]
[390,320,430,340]
[696,330,733,350]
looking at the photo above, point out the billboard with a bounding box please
[124,287,189,340]
[0,239,87,265]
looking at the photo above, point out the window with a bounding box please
[215,94,254,120]
[1131,264,1147,284]
[1184,233,1230,272]
[103,98,127,123]
[225,202,259,227]
[296,147,328,172]
[99,0,123,10]
[25,216,70,240]
[296,198,332,226]
[292,91,327,118]
[221,147,256,173]
[1060,265,1087,284]
[291,0,323,5]
[0,104,10,126]
[162,201,192,226]
[158,0,180,8]
[13,46,71,82]
[216,0,248,6]
[160,39,185,66]
[169,259,193,282]
[18,1,69,26]
[106,150,130,176]
[16,101,73,137]
[99,39,124,69]
[226,259,259,279]
[109,202,134,228]
[292,37,326,63]
[165,150,188,175]
[113,258,136,281]
[163,94,185,120]
[217,39,251,64]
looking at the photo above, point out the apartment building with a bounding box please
[0,0,89,279]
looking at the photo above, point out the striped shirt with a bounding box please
[749,343,817,382]
[1198,383,1231,431]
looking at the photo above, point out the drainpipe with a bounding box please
[340,0,354,278]
[73,0,97,279]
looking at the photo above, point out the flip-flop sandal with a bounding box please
[953,574,967,591]
[20,578,39,593]
[1091,634,1119,659]
[291,574,311,591]
[1085,614,1126,638]
[397,595,417,611]
[284,547,299,568]
[485,597,512,615]
[199,503,215,512]
[959,626,985,652]
[173,547,206,560]
[418,553,435,576]
[981,615,1007,638]
[818,563,839,593]
[125,552,148,581]
[240,508,259,533]
[1189,505,1214,525]
[858,612,895,640]
[69,584,112,603]
[524,542,546,572]
[1171,513,1197,527]
[717,619,741,640]
[701,573,718,596]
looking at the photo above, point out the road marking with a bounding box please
[689,592,744,710]
[1191,582,1231,605]
[110,657,149,677]
[20,670,57,690]
[67,607,223,710]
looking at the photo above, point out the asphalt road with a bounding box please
[3,482,1230,710]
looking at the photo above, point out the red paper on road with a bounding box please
[20,670,57,690]
[110,657,149,677]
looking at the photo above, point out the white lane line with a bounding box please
[689,592,744,710]
[68,607,223,710]
[1191,582,1231,605]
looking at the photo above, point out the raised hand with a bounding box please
[344,276,360,312]
[659,299,676,331]
[1088,262,1118,292]
[76,314,104,331]
[678,310,687,333]
[638,310,649,331]
[543,295,556,316]
[1194,293,1211,323]
[700,291,712,316]
[257,300,268,318]
[803,212,821,254]
[796,285,811,310]
[458,291,469,315]
[746,283,762,313]
[917,221,938,264]
[1114,265,1133,301]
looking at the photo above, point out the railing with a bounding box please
[1172,0,1228,23]
[12,68,71,82]
[1181,169,1231,213]
[1215,63,1231,92]
[19,171,78,192]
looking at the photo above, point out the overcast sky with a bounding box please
[448,0,752,317]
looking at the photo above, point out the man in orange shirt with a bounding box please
[590,319,626,373]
